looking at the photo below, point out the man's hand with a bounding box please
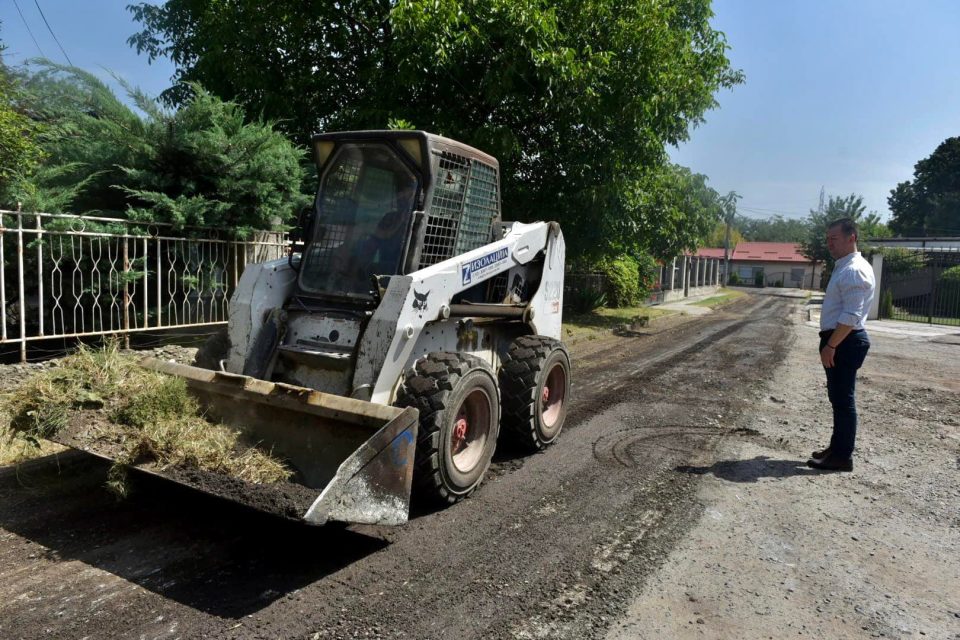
[821,323,854,368]
[820,345,836,368]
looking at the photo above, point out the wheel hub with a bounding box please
[453,414,468,452]
[541,362,567,429]
[450,389,492,474]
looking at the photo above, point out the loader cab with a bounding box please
[298,139,422,300]
[297,131,503,304]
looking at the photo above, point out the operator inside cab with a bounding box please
[298,142,420,299]
[355,180,417,273]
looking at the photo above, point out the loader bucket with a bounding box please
[54,358,419,526]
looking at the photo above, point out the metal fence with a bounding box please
[880,249,960,326]
[1,210,287,361]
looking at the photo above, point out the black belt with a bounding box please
[819,328,865,338]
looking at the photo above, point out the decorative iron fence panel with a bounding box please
[880,250,960,326]
[565,272,608,296]
[1,210,286,360]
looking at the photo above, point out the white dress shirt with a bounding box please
[820,251,876,331]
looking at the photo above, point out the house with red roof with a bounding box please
[695,242,823,288]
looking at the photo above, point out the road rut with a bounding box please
[0,294,798,640]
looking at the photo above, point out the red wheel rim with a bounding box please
[450,388,491,473]
[541,362,566,428]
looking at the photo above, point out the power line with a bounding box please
[33,0,73,66]
[11,0,47,58]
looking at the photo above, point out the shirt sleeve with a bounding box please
[837,269,873,326]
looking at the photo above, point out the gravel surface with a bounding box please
[1,296,956,639]
[607,302,960,639]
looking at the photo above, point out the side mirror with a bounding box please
[288,206,314,273]
[291,206,315,244]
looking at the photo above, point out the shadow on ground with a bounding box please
[0,452,388,618]
[675,456,823,482]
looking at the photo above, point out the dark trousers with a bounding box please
[819,329,870,459]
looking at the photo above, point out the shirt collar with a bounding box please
[835,251,860,268]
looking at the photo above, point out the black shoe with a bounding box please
[811,446,832,459]
[807,456,853,472]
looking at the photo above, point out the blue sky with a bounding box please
[2,1,959,221]
[1,1,173,101]
[670,0,960,220]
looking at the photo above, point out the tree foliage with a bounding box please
[705,220,744,247]
[6,63,307,233]
[615,164,726,260]
[800,193,887,277]
[888,137,960,237]
[128,0,742,256]
[733,214,809,243]
[0,29,45,201]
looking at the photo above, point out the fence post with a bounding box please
[142,236,148,328]
[122,237,131,349]
[1,211,6,344]
[156,236,162,328]
[36,214,44,337]
[16,211,27,362]
[868,254,883,320]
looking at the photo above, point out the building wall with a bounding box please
[730,260,822,289]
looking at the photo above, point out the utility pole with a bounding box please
[723,218,732,284]
[721,191,741,285]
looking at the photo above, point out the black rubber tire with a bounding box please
[193,327,230,370]
[499,335,571,452]
[396,352,501,506]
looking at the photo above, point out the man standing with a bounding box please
[809,218,876,471]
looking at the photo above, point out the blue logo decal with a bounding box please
[461,247,509,285]
[390,430,415,467]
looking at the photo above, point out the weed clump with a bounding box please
[3,342,291,490]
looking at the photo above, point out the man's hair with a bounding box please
[828,217,858,239]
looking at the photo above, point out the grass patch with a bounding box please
[0,421,67,466]
[2,341,291,491]
[690,288,748,308]
[563,305,676,343]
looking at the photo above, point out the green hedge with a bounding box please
[598,255,640,307]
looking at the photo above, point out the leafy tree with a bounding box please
[0,27,45,201]
[718,190,740,273]
[614,164,725,260]
[128,0,742,256]
[801,193,883,281]
[888,137,960,237]
[858,211,892,240]
[8,63,307,233]
[11,63,152,214]
[733,214,810,243]
[705,220,743,247]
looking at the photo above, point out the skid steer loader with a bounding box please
[62,131,571,526]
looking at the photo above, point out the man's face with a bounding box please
[826,226,855,260]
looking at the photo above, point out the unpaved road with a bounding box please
[608,301,960,640]
[3,293,950,639]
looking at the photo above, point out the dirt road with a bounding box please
[0,294,813,639]
[608,299,960,640]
